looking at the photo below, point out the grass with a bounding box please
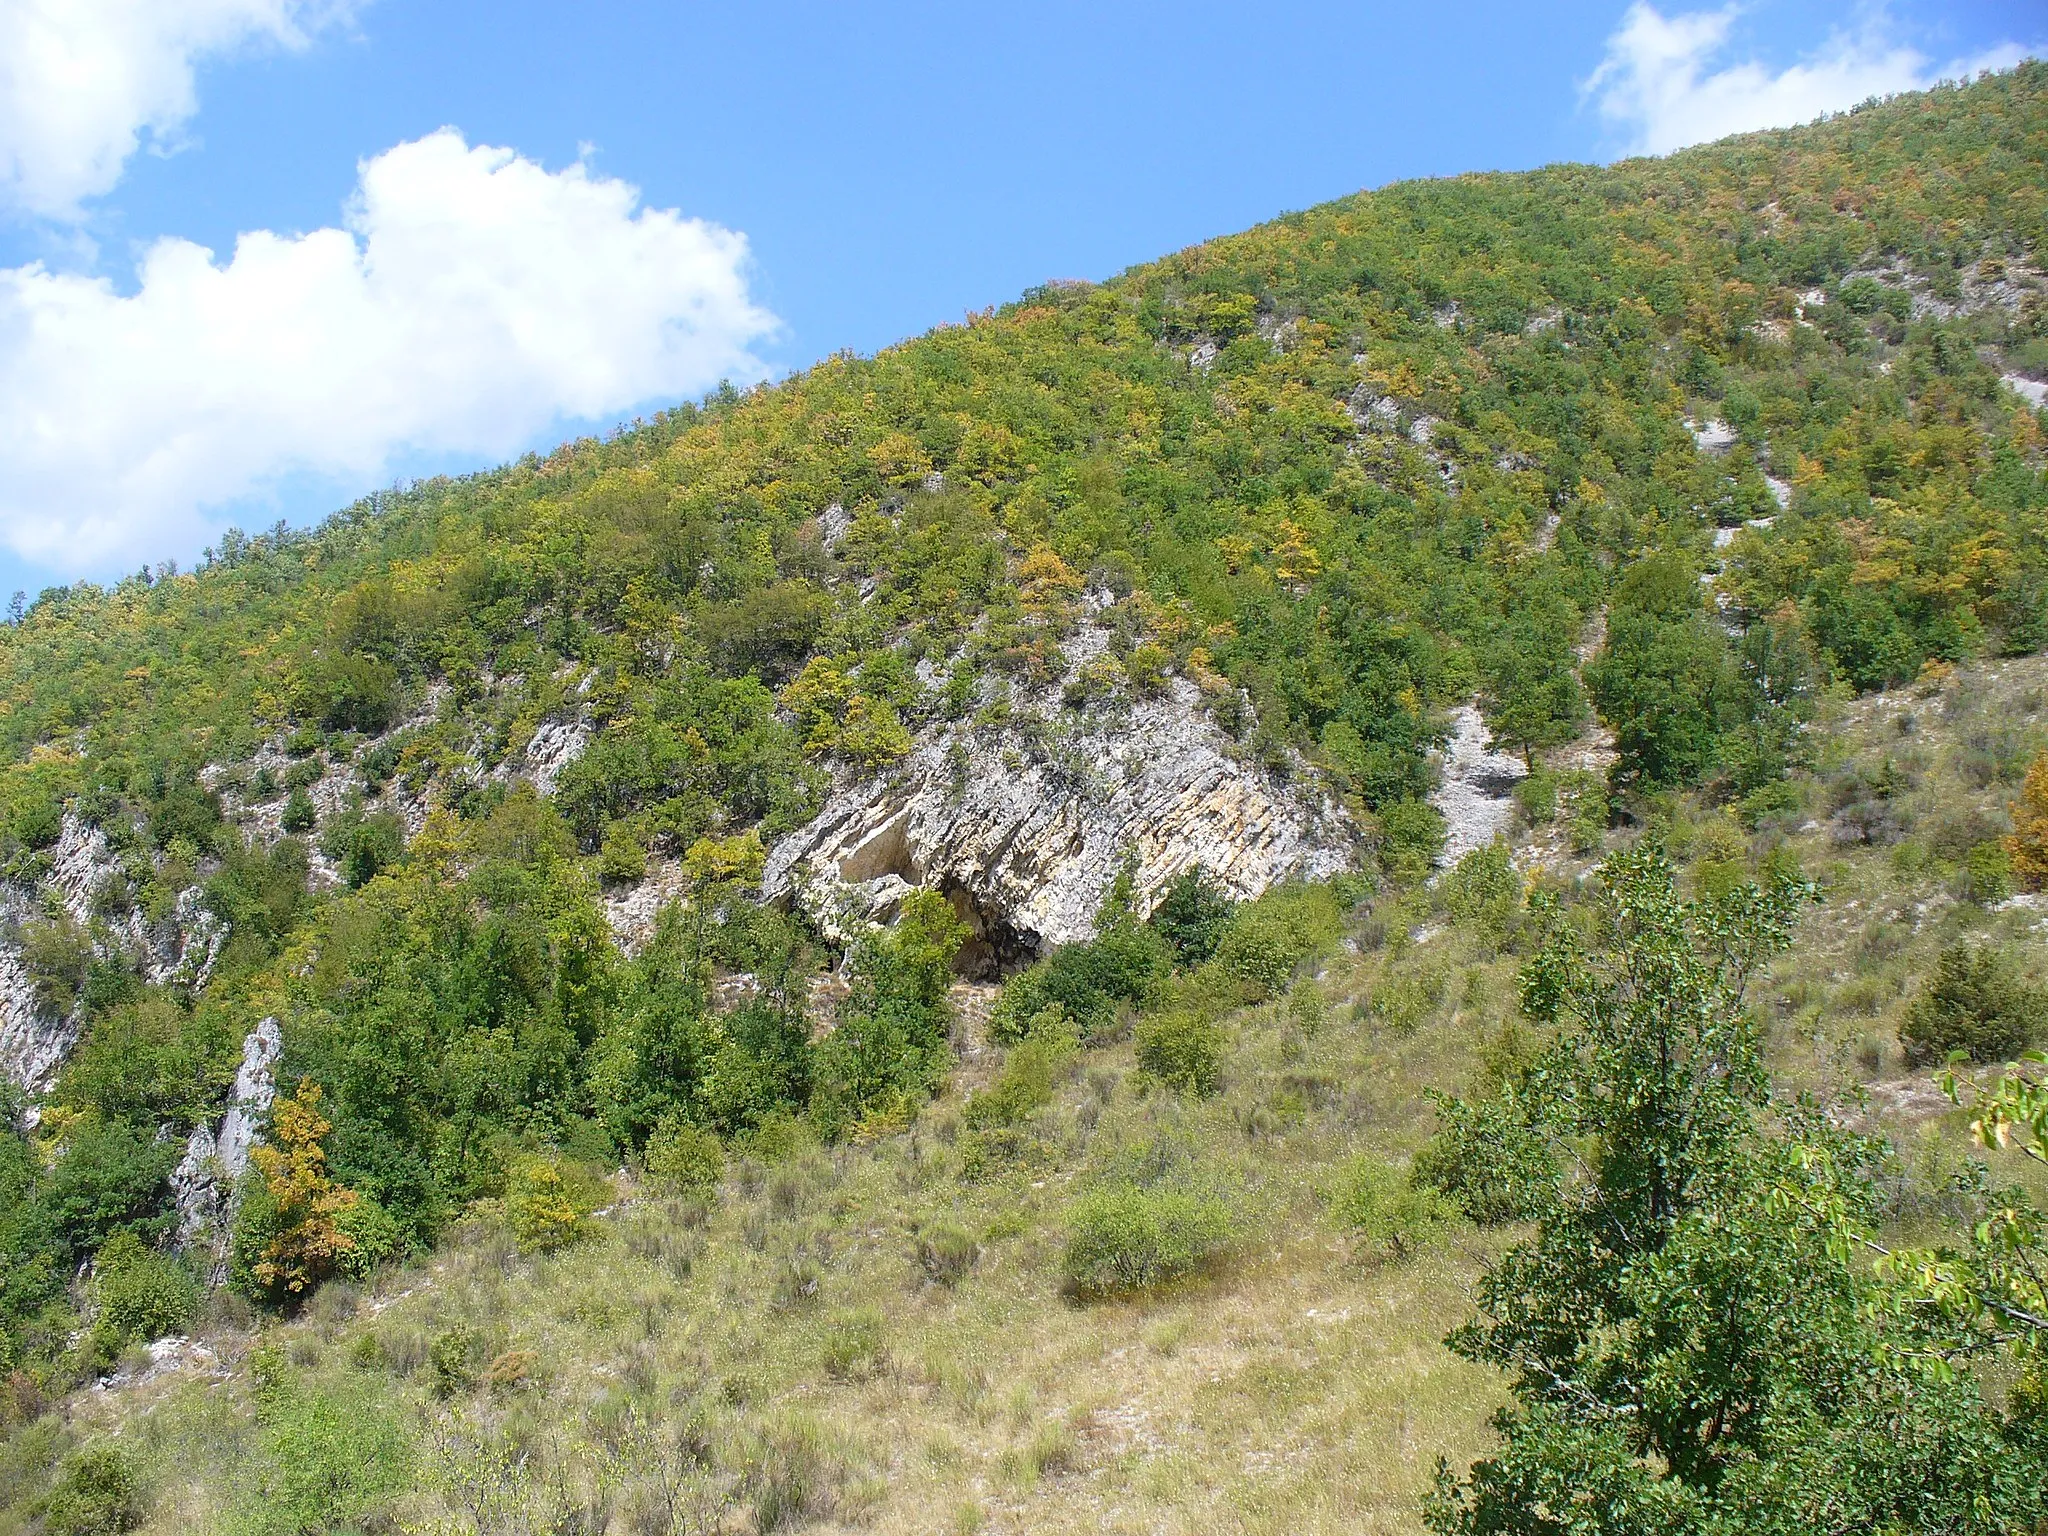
[48,915,1509,1536]
[24,656,2048,1535]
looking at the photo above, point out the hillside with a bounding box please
[2,65,2048,1535]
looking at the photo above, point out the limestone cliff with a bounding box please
[1,813,226,1095]
[763,624,1360,973]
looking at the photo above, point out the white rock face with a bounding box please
[519,716,593,798]
[1430,704,1526,870]
[1687,417,1736,454]
[602,856,691,956]
[764,667,1359,969]
[0,813,225,1094]
[2004,373,2047,409]
[170,1016,282,1279]
[0,941,76,1098]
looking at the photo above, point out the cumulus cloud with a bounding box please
[1587,3,2035,155]
[0,0,355,219]
[0,129,777,568]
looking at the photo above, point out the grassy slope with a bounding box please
[37,650,2048,1536]
[4,68,2048,1536]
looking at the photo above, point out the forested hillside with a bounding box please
[2,65,2048,1536]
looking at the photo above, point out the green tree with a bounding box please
[1585,557,1742,792]
[1429,847,2046,1533]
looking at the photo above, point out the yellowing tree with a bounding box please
[251,1080,359,1297]
[867,431,934,487]
[1018,545,1081,622]
[1272,519,1323,585]
[2007,752,2048,892]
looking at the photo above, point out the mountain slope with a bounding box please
[0,65,2046,1536]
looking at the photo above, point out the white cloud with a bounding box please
[0,129,777,568]
[1587,3,2035,156]
[0,0,354,219]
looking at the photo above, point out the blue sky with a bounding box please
[0,0,2040,598]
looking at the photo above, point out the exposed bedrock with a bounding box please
[764,671,1360,975]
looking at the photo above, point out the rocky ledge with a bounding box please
[764,637,1359,974]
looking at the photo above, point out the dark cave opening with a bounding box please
[940,880,1040,981]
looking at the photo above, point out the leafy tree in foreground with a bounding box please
[1427,847,2047,1535]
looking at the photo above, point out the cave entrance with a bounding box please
[836,807,919,885]
[940,881,1039,981]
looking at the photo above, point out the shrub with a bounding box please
[597,822,648,883]
[819,1309,888,1381]
[319,811,405,888]
[41,1446,144,1536]
[1411,1093,1557,1225]
[914,1221,979,1286]
[1060,1184,1232,1298]
[332,1195,403,1282]
[244,1080,359,1301]
[645,1119,725,1193]
[1378,797,1446,881]
[964,1022,1077,1128]
[1147,866,1235,966]
[1442,840,1521,934]
[988,927,1168,1041]
[737,1410,850,1533]
[505,1156,601,1253]
[1560,771,1609,854]
[1962,841,2015,904]
[2006,751,2048,891]
[1134,1010,1223,1096]
[91,1232,196,1347]
[428,1329,480,1398]
[280,787,315,834]
[1513,770,1557,826]
[1900,943,2043,1065]
[1330,1155,1460,1258]
[313,654,400,735]
[239,1378,412,1535]
[1210,884,1343,1000]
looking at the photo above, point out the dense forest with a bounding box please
[2,64,2048,1535]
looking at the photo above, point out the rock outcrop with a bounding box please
[1,813,226,1095]
[1429,704,1527,870]
[169,1017,282,1280]
[764,631,1359,973]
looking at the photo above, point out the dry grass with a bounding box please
[62,658,2048,1535]
[96,935,1510,1536]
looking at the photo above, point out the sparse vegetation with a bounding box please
[1,62,2047,1536]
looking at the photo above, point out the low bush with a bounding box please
[280,787,315,834]
[988,928,1168,1042]
[332,1195,403,1282]
[1060,1184,1232,1298]
[1513,770,1557,827]
[40,1446,143,1536]
[914,1221,979,1286]
[238,1374,413,1535]
[1411,1093,1557,1225]
[1330,1155,1460,1258]
[90,1232,196,1348]
[505,1156,602,1253]
[1441,841,1521,936]
[645,1119,726,1192]
[964,1022,1077,1127]
[819,1309,889,1381]
[1900,942,2043,1065]
[319,810,405,888]
[1377,798,1445,882]
[1146,866,1236,966]
[1133,1010,1223,1097]
[1209,883,1345,1000]
[1960,841,2015,904]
